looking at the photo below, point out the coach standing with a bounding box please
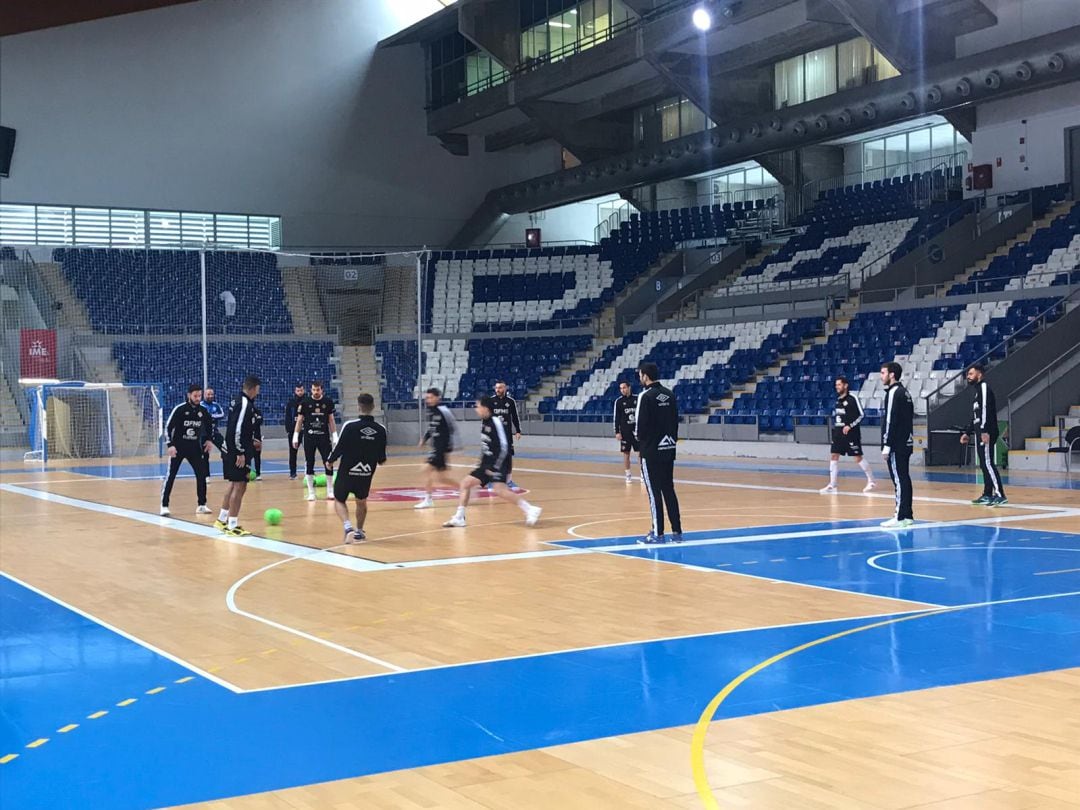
[960,363,1007,506]
[635,361,683,544]
[879,361,915,529]
[285,383,305,480]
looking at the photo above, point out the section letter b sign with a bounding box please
[20,329,57,378]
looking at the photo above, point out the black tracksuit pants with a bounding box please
[885,448,914,520]
[288,429,299,477]
[641,452,682,536]
[976,431,1005,499]
[161,448,209,507]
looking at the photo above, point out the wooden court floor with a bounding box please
[1,446,1078,809]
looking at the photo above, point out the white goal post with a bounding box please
[24,382,164,463]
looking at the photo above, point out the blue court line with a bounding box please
[2,569,1078,809]
[514,449,1080,490]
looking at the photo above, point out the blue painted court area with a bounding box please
[3,521,1080,809]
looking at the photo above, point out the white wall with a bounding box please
[0,0,558,247]
[969,84,1080,195]
[958,0,1080,57]
[487,194,621,246]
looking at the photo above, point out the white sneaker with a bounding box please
[625,474,633,484]
[863,480,878,493]
[326,491,335,501]
[880,517,901,528]
[195,505,212,514]
[414,498,434,510]
[819,484,837,494]
[305,491,316,502]
[525,505,542,526]
[159,506,170,516]
[443,515,466,528]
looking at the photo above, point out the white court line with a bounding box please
[0,483,386,574]
[241,588,1080,694]
[224,554,405,673]
[1036,568,1080,576]
[869,546,1080,580]
[7,461,429,486]
[0,570,244,694]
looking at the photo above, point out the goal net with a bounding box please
[25,383,162,462]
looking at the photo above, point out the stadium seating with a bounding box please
[54,248,293,334]
[112,340,335,425]
[949,202,1080,295]
[376,334,592,405]
[721,297,1064,431]
[541,317,823,420]
[726,200,971,295]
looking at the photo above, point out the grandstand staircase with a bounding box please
[670,244,782,322]
[35,262,94,332]
[381,265,418,335]
[335,345,383,418]
[1009,403,1080,471]
[944,202,1072,294]
[710,330,826,416]
[281,267,328,334]
[0,374,26,436]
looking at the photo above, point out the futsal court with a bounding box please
[2,444,1078,809]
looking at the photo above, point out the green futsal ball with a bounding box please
[264,508,283,525]
[314,473,327,487]
[248,469,257,481]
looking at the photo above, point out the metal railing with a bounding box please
[924,289,1078,414]
[1007,341,1080,451]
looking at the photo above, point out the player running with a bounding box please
[415,387,459,510]
[820,375,876,494]
[160,384,216,516]
[327,393,387,544]
[293,380,338,501]
[214,375,260,536]
[613,380,638,483]
[491,381,522,488]
[442,396,541,528]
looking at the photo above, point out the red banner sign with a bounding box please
[19,329,57,378]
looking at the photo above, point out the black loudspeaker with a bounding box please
[525,228,541,248]
[971,163,993,190]
[0,127,14,178]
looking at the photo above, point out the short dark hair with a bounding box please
[477,395,495,411]
[638,361,660,382]
[311,380,324,388]
[834,375,849,385]
[425,387,441,397]
[619,379,632,387]
[294,383,306,389]
[187,383,202,394]
[968,362,986,373]
[242,375,261,390]
[881,362,902,380]
[494,380,507,386]
[357,393,375,411]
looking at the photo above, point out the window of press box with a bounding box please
[520,0,636,65]
[774,37,900,109]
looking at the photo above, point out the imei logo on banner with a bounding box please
[28,340,49,358]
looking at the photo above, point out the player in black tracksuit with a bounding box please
[635,361,682,543]
[284,384,305,479]
[251,404,264,480]
[415,387,459,509]
[215,375,261,536]
[160,384,215,516]
[880,362,915,527]
[443,396,541,528]
[293,381,337,501]
[821,375,876,494]
[327,393,387,544]
[491,382,522,487]
[960,363,1006,505]
[614,380,638,483]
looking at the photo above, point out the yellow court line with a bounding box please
[690,608,956,810]
[25,739,48,749]
[175,676,194,684]
[87,711,108,720]
[146,687,166,695]
[57,724,79,733]
[116,698,137,707]
[0,754,18,764]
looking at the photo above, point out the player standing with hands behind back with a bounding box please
[635,361,682,544]
[879,362,915,529]
[491,381,522,488]
[284,384,305,480]
[214,375,260,536]
[960,363,1007,506]
[294,380,337,502]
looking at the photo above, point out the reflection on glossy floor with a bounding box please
[1,447,1078,809]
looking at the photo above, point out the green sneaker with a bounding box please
[897,518,915,528]
[971,495,992,505]
[988,496,1009,507]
